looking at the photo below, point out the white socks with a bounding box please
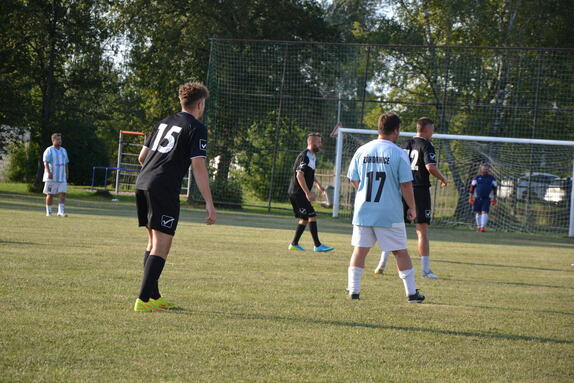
[347,266,364,294]
[58,203,65,215]
[481,213,488,228]
[46,205,52,216]
[420,256,430,274]
[398,267,416,296]
[476,213,489,228]
[376,251,391,271]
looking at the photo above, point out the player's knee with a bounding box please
[308,216,317,222]
[299,219,308,225]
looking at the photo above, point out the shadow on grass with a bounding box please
[0,240,41,246]
[434,259,574,273]
[178,309,573,345]
[436,302,574,317]
[441,277,574,290]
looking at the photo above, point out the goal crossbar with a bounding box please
[333,128,574,237]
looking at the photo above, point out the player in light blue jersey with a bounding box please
[42,133,69,216]
[346,112,425,303]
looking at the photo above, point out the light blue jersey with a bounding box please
[43,146,69,183]
[347,139,413,227]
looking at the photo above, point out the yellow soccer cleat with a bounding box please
[133,298,168,312]
[150,297,176,309]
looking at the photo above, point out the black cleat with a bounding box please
[407,289,425,303]
[348,293,360,300]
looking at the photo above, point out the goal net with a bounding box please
[333,128,574,236]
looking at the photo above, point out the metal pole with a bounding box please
[115,132,122,194]
[333,130,344,217]
[358,47,371,128]
[267,44,288,212]
[523,51,544,232]
[337,93,342,124]
[569,153,574,237]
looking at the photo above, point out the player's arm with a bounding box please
[313,178,326,194]
[65,164,69,182]
[491,179,498,206]
[138,146,150,165]
[469,178,476,204]
[350,180,359,189]
[426,164,448,187]
[44,161,52,180]
[192,157,216,225]
[296,171,315,201]
[400,181,417,221]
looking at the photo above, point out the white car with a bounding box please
[544,178,572,204]
[515,173,560,201]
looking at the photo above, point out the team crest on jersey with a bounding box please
[425,210,432,219]
[299,208,307,214]
[161,215,176,229]
[199,139,207,151]
[429,153,436,161]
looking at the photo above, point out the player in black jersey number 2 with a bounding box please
[133,82,216,312]
[375,118,448,279]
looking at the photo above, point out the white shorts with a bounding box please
[43,181,67,195]
[351,223,407,252]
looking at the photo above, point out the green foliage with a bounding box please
[5,142,40,183]
[190,176,244,206]
[58,121,109,185]
[238,113,309,202]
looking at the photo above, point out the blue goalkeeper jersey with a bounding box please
[347,139,413,227]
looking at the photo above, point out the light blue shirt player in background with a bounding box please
[346,112,425,303]
[42,133,69,216]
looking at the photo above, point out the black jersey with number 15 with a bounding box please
[136,112,207,193]
[403,137,437,188]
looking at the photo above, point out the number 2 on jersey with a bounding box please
[151,123,182,154]
[365,171,386,202]
[409,149,419,170]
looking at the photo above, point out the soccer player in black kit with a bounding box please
[133,82,216,312]
[374,117,448,278]
[287,133,334,252]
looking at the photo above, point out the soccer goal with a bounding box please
[114,130,193,196]
[333,127,574,236]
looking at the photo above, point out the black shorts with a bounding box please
[136,189,180,236]
[403,187,432,224]
[289,193,316,220]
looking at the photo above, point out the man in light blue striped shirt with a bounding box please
[43,133,69,216]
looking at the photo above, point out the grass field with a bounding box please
[1,184,573,383]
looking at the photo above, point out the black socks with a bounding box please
[292,224,306,245]
[139,255,165,302]
[309,221,321,247]
[143,250,150,268]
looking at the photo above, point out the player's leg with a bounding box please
[480,199,490,231]
[393,249,424,303]
[309,215,334,252]
[288,194,307,251]
[475,212,482,231]
[43,182,54,216]
[348,226,375,298]
[143,227,152,267]
[57,190,67,216]
[481,211,488,230]
[374,251,391,274]
[416,223,437,278]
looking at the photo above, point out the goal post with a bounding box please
[333,127,574,236]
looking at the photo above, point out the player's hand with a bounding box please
[469,197,474,205]
[205,204,216,225]
[320,187,326,194]
[440,178,448,188]
[406,208,416,222]
[47,173,53,180]
[306,192,316,202]
[491,198,497,206]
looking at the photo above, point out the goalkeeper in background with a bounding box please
[469,164,497,232]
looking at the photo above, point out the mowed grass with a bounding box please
[0,186,573,383]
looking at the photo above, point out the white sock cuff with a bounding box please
[398,267,414,279]
[348,266,364,294]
